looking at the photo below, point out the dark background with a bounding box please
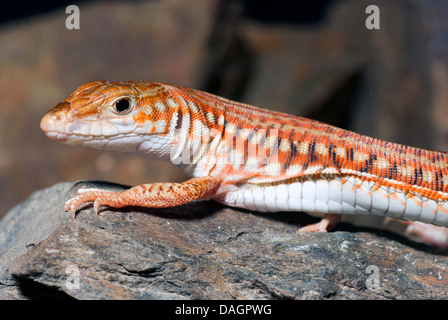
[1,0,448,219]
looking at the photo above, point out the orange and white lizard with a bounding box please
[40,81,448,246]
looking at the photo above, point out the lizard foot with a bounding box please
[65,188,118,217]
[298,213,341,233]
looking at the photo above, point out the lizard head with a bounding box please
[40,80,181,158]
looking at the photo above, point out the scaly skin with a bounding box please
[40,80,448,245]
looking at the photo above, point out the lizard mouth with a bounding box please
[40,110,161,152]
[40,108,127,143]
[42,130,70,143]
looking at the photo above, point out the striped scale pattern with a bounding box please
[41,81,448,227]
[169,84,448,226]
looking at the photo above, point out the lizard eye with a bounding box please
[114,98,132,113]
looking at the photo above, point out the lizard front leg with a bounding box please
[65,176,221,217]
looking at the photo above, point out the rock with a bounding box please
[1,182,448,299]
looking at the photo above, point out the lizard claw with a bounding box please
[64,195,89,218]
[93,199,106,215]
[64,188,115,218]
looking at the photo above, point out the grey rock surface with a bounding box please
[1,182,447,299]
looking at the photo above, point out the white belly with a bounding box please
[215,176,448,227]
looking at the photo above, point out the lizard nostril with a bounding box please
[55,111,67,121]
[40,101,71,132]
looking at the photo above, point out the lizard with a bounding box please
[40,80,448,245]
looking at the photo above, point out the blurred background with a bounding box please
[1,0,448,220]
